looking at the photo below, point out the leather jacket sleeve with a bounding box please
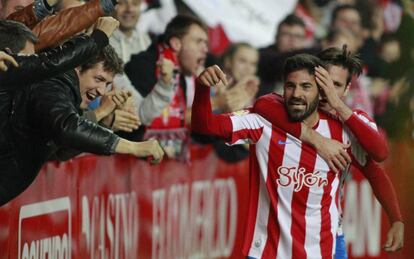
[33,0,105,51]
[6,3,39,29]
[29,73,120,155]
[49,111,107,161]
[0,30,108,91]
[6,0,106,52]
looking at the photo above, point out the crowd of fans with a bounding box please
[0,0,412,163]
[0,0,410,257]
[257,0,414,144]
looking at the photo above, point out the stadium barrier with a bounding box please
[0,143,412,258]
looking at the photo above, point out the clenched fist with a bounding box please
[132,139,165,164]
[197,65,228,87]
[95,17,120,38]
[115,139,165,165]
[157,58,175,85]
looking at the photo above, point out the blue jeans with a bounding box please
[335,234,348,259]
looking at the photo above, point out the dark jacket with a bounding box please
[124,42,159,97]
[0,31,108,157]
[0,31,114,205]
[0,30,108,91]
[0,70,119,206]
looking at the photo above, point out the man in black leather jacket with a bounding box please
[0,18,115,175]
[0,18,164,205]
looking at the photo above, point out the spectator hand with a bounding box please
[157,58,175,85]
[222,76,259,112]
[384,221,404,252]
[133,139,165,164]
[224,88,249,112]
[94,90,117,121]
[112,89,132,108]
[110,109,140,132]
[0,51,18,72]
[244,76,260,97]
[115,139,164,165]
[95,17,120,38]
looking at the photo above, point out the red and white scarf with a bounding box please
[144,44,189,162]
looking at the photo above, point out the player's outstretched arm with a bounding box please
[360,159,404,252]
[191,65,233,139]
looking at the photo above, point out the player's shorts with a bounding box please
[335,234,348,259]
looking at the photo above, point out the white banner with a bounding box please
[182,0,298,48]
[139,0,178,35]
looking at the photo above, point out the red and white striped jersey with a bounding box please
[337,109,379,235]
[227,111,364,259]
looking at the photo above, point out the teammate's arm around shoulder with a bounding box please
[251,94,351,173]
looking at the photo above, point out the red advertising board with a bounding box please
[0,143,412,258]
[0,146,249,259]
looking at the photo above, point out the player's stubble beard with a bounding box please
[285,94,319,122]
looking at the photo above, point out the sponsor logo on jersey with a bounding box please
[276,166,328,191]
